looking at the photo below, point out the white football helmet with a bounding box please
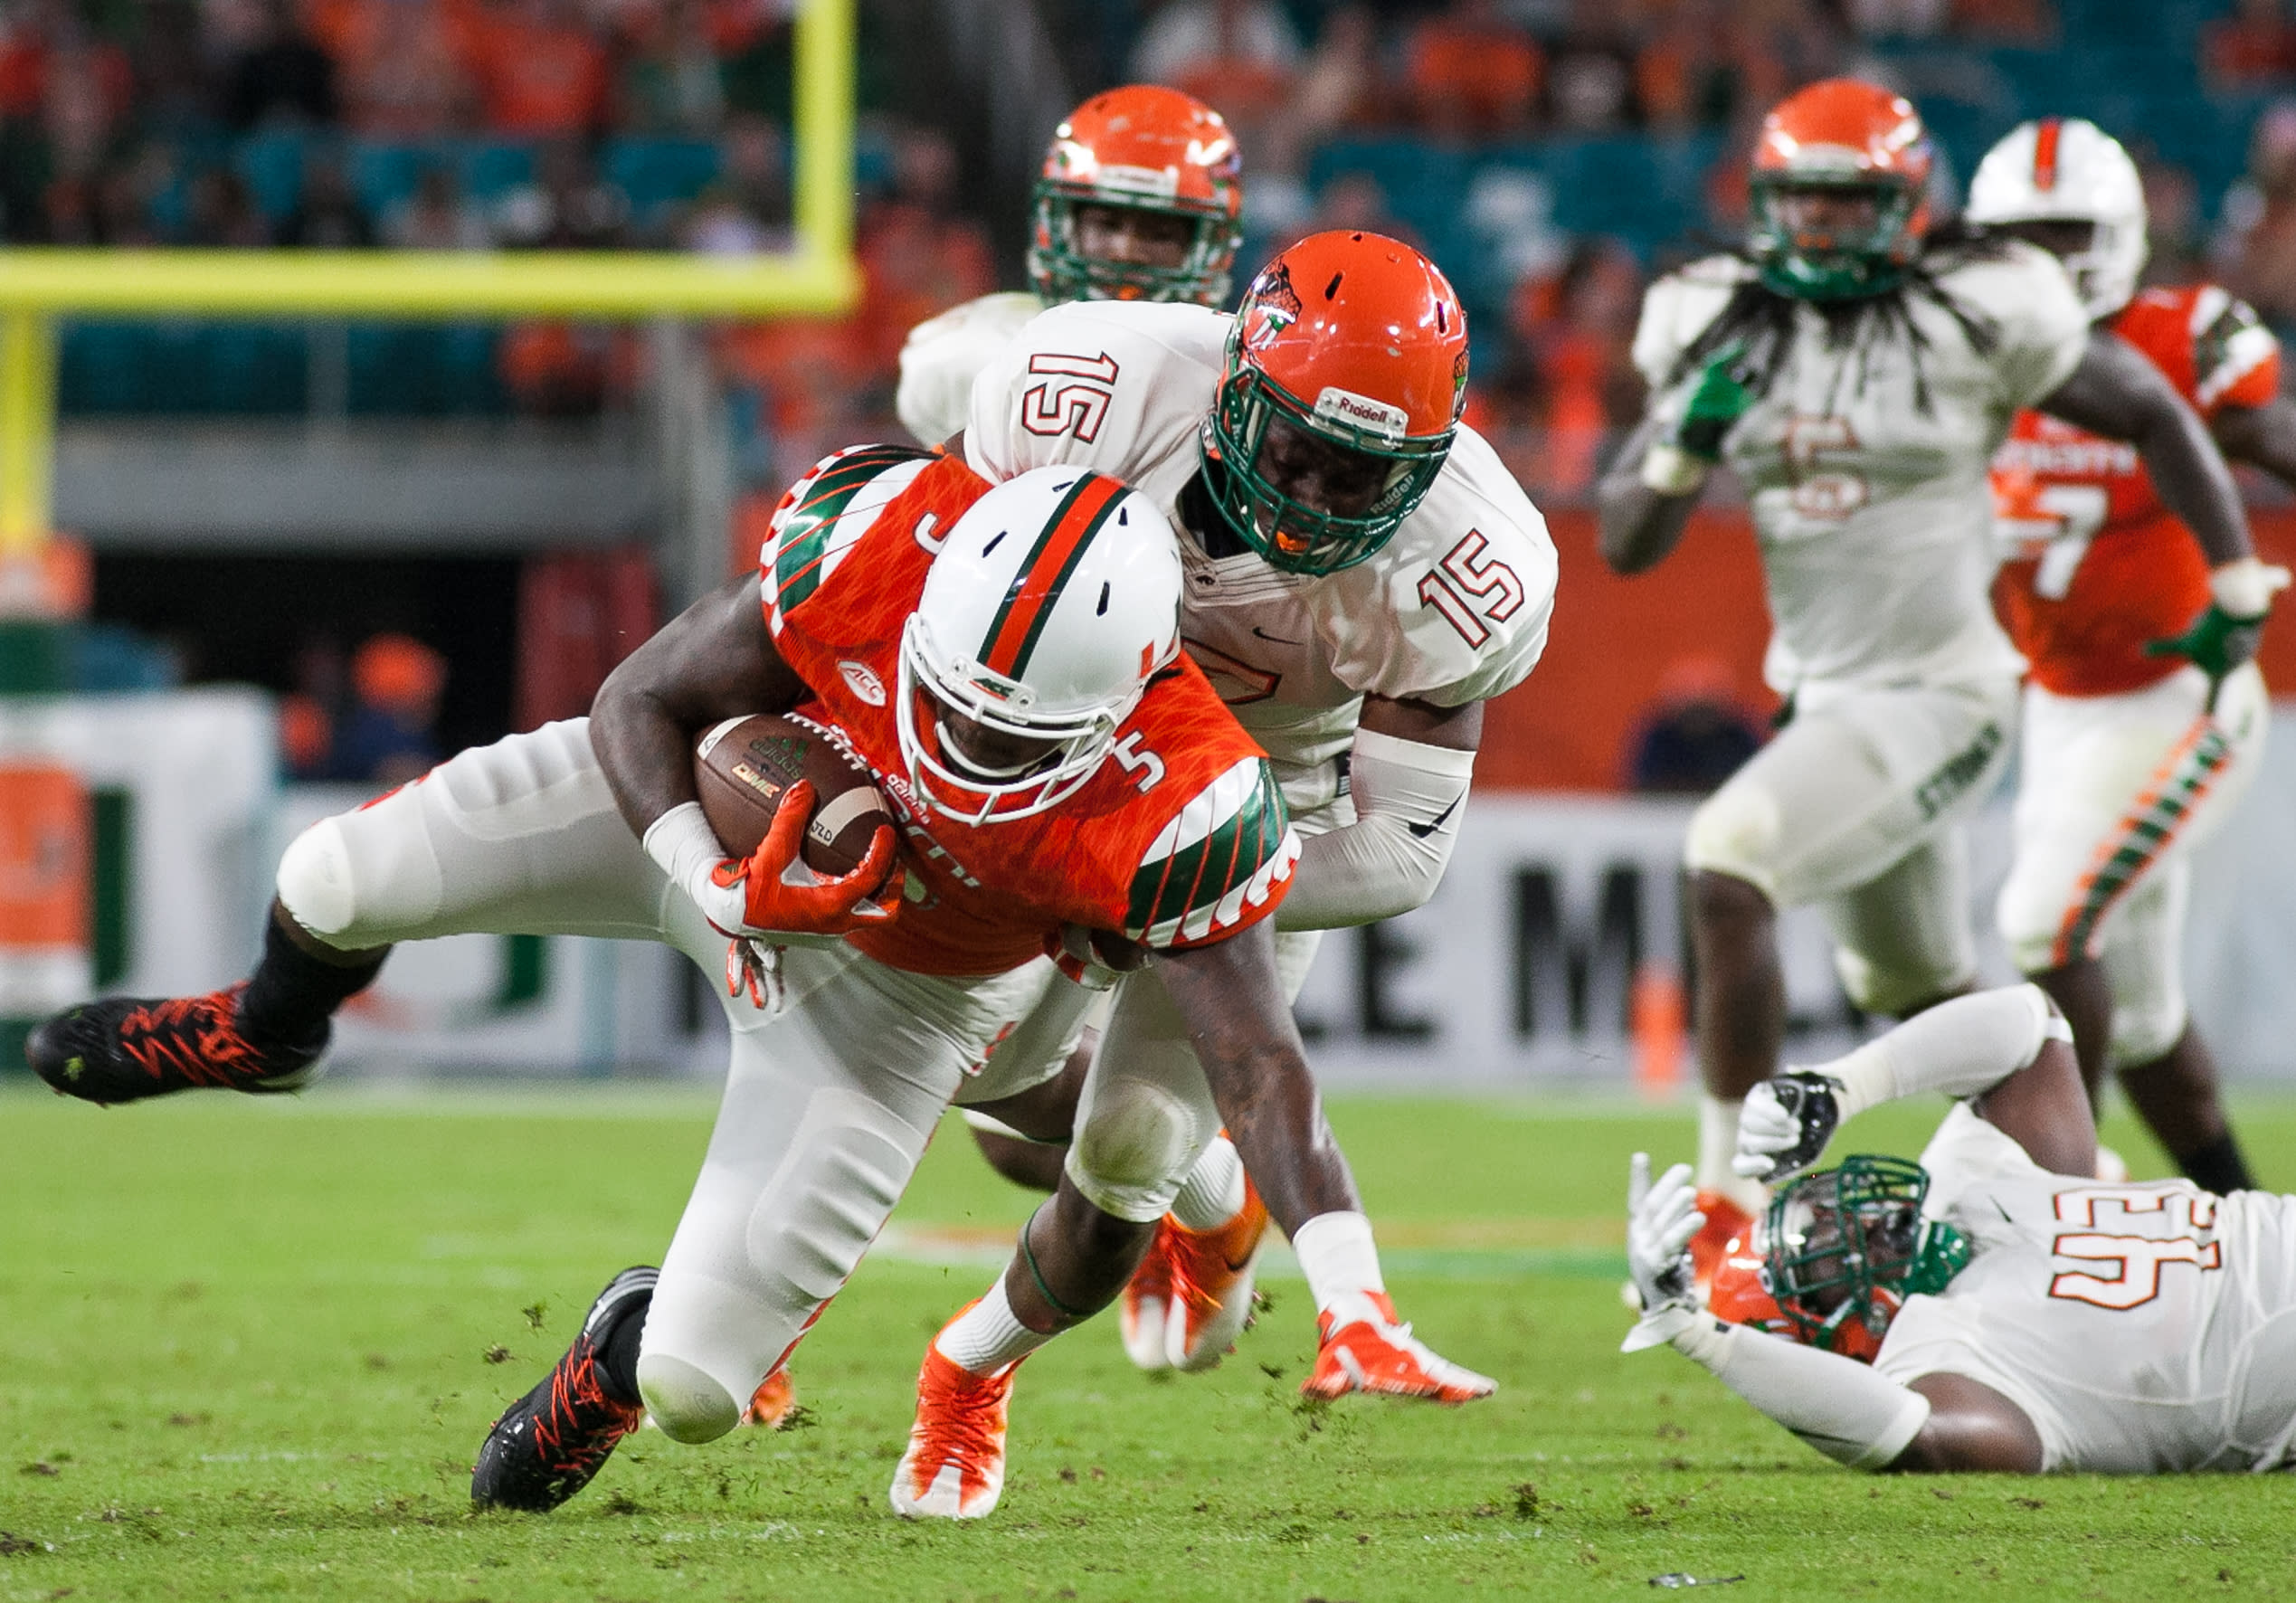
[897,466,1181,824]
[1966,117,2148,319]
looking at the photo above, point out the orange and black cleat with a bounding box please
[472,1266,655,1513]
[27,985,327,1105]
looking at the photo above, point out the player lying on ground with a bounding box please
[1967,117,2291,1196]
[880,227,1542,1502]
[1598,81,2263,1281]
[1622,984,2296,1473]
[27,455,1487,1517]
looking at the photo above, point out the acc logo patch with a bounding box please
[838,659,887,706]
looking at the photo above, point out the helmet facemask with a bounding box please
[1982,215,2143,320]
[1028,183,1241,307]
[1202,341,1451,576]
[1758,1155,1971,1354]
[895,611,1139,826]
[1749,174,1922,301]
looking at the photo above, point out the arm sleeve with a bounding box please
[1276,729,1475,930]
[1670,1315,1932,1470]
[1820,984,2068,1120]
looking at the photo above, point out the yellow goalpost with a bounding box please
[0,0,859,574]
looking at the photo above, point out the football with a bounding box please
[692,712,894,880]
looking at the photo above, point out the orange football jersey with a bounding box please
[757,444,1299,979]
[1990,284,2281,697]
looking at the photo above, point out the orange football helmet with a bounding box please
[1203,231,1469,574]
[1749,78,1933,300]
[1705,1219,1886,1362]
[1029,85,1245,308]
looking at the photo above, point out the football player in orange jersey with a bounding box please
[1968,118,2294,1197]
[1600,81,2256,1286]
[27,455,1488,1518]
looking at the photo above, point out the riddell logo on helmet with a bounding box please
[1314,387,1409,441]
[1093,163,1181,199]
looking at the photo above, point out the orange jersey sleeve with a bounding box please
[1989,284,2278,697]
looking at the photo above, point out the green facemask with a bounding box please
[1760,1154,1971,1352]
[1025,183,1240,308]
[1748,177,1920,302]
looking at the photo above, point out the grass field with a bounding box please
[5,1082,2295,1602]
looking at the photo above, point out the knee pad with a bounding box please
[1067,1078,1198,1223]
[635,1353,741,1445]
[275,819,363,943]
[1683,783,1783,903]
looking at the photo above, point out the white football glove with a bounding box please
[1732,1071,1845,1181]
[1621,1153,1705,1353]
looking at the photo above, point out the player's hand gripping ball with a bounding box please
[691,714,902,940]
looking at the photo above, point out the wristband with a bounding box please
[2209,556,2291,620]
[1640,441,1711,496]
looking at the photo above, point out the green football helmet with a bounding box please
[1760,1154,1971,1356]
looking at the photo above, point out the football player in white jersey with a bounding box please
[1966,118,2293,1199]
[895,83,1244,447]
[1623,982,2296,1475]
[890,229,1555,1517]
[1598,80,2258,1276]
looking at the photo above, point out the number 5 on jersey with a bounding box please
[1419,532,1525,647]
[1021,352,1121,442]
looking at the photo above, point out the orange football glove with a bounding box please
[705,780,902,939]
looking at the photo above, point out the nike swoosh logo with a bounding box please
[1250,626,1303,646]
[1407,797,1462,839]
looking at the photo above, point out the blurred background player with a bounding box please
[894,84,1244,447]
[897,228,1548,1473]
[1968,118,2293,1196]
[1598,80,2258,1278]
[1623,983,2296,1475]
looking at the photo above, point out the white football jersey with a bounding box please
[897,291,1045,445]
[1873,1105,2296,1473]
[1633,243,2090,697]
[964,300,1556,810]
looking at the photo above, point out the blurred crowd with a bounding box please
[17,0,2296,508]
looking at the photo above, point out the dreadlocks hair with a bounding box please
[1665,221,2018,417]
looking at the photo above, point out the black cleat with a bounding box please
[27,985,327,1105]
[472,1266,656,1513]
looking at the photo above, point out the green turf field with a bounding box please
[5,1084,2294,1601]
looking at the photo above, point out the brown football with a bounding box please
[693,712,894,882]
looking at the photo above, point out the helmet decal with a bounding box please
[2032,116,2061,192]
[976,474,1130,679]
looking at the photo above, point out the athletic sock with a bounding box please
[2177,1134,2256,1197]
[1697,1093,1767,1218]
[238,914,385,1044]
[1170,1136,1246,1231]
[593,1294,649,1406]
[933,1282,1050,1376]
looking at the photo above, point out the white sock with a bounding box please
[933,1282,1049,1376]
[1170,1137,1246,1230]
[1290,1210,1386,1316]
[1698,1094,1767,1218]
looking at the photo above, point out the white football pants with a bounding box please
[1683,676,2019,1016]
[272,717,1053,1441]
[1996,662,2267,1069]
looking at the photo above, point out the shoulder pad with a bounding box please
[1126,756,1297,947]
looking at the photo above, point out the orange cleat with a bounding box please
[742,1367,796,1428]
[1301,1290,1495,1403]
[1118,1225,1180,1371]
[889,1341,1022,1520]
[1159,1177,1268,1371]
[1689,1190,1755,1302]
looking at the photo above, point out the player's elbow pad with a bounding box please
[1276,729,1475,931]
[1674,1318,1931,1471]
